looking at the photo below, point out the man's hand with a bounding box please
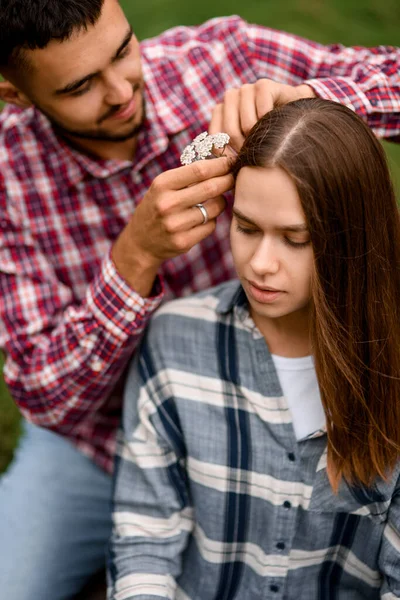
[209,79,315,153]
[111,157,234,297]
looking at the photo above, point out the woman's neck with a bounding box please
[251,305,311,358]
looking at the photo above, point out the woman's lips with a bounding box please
[247,281,284,303]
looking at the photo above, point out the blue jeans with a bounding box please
[0,420,112,599]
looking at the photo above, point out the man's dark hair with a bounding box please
[0,0,104,68]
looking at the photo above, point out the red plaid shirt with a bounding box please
[0,16,399,472]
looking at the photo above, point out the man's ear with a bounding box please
[0,79,32,108]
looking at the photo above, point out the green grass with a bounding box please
[0,353,21,473]
[0,0,399,473]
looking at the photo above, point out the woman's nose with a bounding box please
[250,239,279,276]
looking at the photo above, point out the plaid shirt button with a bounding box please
[276,541,285,550]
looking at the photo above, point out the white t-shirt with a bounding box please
[271,354,326,440]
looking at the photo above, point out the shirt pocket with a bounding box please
[307,451,392,524]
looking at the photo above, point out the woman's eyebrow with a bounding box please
[232,208,258,226]
[279,224,308,232]
[232,208,307,232]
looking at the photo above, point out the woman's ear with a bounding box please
[0,80,32,108]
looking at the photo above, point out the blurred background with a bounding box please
[0,0,399,473]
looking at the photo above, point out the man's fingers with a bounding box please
[154,171,233,215]
[159,156,233,191]
[190,195,226,228]
[218,145,238,159]
[209,103,223,136]
[182,195,227,231]
[201,195,226,221]
[239,84,258,136]
[163,195,226,233]
[209,104,240,159]
[254,79,279,117]
[220,88,245,152]
[178,173,234,208]
[176,219,217,253]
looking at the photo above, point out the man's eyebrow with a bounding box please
[54,72,98,96]
[232,208,308,232]
[113,26,133,60]
[54,26,133,96]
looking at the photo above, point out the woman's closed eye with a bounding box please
[284,236,311,249]
[236,222,310,248]
[235,223,260,235]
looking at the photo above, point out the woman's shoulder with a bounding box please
[155,280,241,322]
[145,280,241,353]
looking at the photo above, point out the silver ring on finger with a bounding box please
[194,203,209,225]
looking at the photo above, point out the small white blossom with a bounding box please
[179,132,230,165]
[180,144,196,165]
[211,132,230,148]
[194,136,214,160]
[192,132,208,144]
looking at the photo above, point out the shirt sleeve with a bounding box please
[0,190,164,432]
[378,478,400,599]
[220,16,400,140]
[108,334,193,600]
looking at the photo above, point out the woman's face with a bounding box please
[231,165,314,332]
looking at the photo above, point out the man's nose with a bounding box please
[104,75,132,106]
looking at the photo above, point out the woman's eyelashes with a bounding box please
[235,223,310,248]
[235,223,259,235]
[283,237,311,249]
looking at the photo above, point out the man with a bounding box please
[0,0,398,598]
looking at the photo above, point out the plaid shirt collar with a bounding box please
[215,280,247,314]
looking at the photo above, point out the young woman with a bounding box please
[108,98,400,600]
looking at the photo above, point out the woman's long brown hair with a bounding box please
[232,98,400,491]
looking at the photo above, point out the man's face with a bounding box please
[19,0,144,142]
[231,165,313,333]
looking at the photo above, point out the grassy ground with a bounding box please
[0,0,399,473]
[0,353,21,472]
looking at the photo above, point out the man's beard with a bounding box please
[39,96,146,143]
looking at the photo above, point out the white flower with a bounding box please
[193,136,214,160]
[211,132,230,148]
[180,144,196,165]
[179,132,230,165]
[192,132,208,144]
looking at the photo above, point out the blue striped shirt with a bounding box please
[109,281,400,600]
